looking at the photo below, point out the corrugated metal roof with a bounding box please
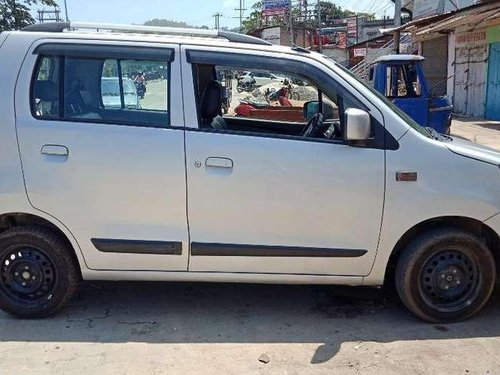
[388,1,500,35]
[415,6,500,36]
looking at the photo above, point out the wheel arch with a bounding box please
[385,216,500,283]
[0,212,85,277]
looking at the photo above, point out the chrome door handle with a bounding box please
[41,144,69,156]
[205,157,233,169]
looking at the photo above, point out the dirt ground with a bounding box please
[1,281,500,374]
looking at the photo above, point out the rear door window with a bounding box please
[31,47,171,128]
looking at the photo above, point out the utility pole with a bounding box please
[317,1,322,53]
[213,12,222,30]
[235,0,246,33]
[63,0,69,21]
[289,5,294,45]
[393,0,402,54]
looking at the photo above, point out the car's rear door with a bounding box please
[15,39,189,271]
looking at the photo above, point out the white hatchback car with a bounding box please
[0,22,499,322]
[101,77,140,109]
[239,70,284,87]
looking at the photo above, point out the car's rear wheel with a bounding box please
[395,227,496,323]
[0,227,79,318]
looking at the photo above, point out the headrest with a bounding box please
[33,80,58,101]
[201,80,222,120]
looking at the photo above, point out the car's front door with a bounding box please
[15,41,189,271]
[182,48,385,276]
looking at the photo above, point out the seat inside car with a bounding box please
[200,80,228,130]
[33,80,59,117]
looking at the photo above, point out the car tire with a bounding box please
[395,227,496,323]
[0,227,80,318]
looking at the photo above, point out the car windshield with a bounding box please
[323,57,432,139]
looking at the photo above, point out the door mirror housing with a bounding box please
[344,108,371,142]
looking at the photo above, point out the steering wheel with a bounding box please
[302,113,324,138]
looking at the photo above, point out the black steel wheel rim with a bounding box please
[419,250,480,313]
[0,245,57,305]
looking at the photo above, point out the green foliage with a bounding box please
[0,0,57,31]
[241,1,375,33]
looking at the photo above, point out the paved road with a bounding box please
[1,281,500,374]
[451,117,500,150]
[140,80,168,111]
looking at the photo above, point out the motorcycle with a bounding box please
[237,78,257,93]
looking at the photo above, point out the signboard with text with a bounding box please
[262,0,291,17]
[346,16,358,39]
[456,29,487,46]
[261,27,281,45]
[354,48,367,57]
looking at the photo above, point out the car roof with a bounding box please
[14,22,304,57]
[15,30,301,59]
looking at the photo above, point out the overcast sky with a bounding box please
[38,0,395,29]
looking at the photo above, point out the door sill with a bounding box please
[82,269,364,285]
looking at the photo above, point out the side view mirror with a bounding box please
[369,67,374,81]
[303,101,319,121]
[344,108,371,142]
[303,101,337,121]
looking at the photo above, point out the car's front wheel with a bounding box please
[395,227,496,323]
[0,227,80,318]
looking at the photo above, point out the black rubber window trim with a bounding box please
[33,43,174,62]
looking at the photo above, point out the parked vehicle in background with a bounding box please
[101,77,140,109]
[370,55,453,134]
[0,22,499,323]
[239,71,284,87]
[237,77,257,93]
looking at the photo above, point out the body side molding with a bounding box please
[92,239,182,255]
[191,242,367,257]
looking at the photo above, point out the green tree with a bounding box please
[0,0,57,31]
[241,2,266,33]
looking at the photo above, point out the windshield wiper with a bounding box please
[425,127,442,141]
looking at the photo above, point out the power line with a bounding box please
[235,0,246,32]
[62,0,69,21]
